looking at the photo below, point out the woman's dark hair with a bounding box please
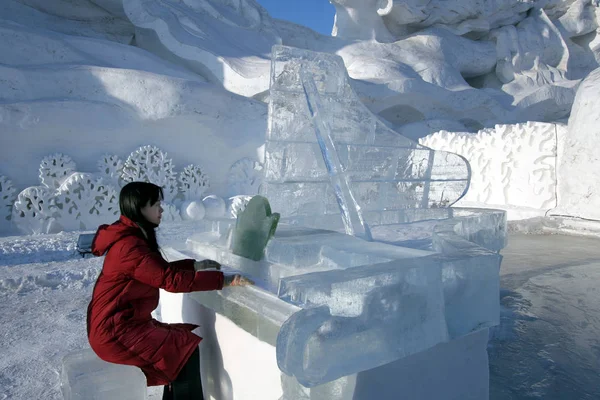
[119,181,163,252]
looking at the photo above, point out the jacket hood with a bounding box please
[92,216,141,256]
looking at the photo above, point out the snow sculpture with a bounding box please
[0,175,16,229]
[330,0,395,42]
[227,158,263,196]
[379,0,599,46]
[420,122,563,210]
[123,0,281,96]
[53,173,119,231]
[0,17,267,191]
[483,8,582,122]
[2,0,135,44]
[202,195,226,219]
[329,1,590,124]
[97,154,124,188]
[12,186,55,234]
[11,149,201,233]
[160,202,183,223]
[381,0,542,36]
[39,153,76,191]
[95,183,120,222]
[178,164,210,201]
[113,0,596,127]
[554,67,600,220]
[121,145,178,202]
[230,195,280,261]
[227,195,252,218]
[181,200,206,221]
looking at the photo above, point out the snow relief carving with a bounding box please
[227,158,263,196]
[12,186,55,235]
[121,145,178,203]
[9,146,261,234]
[227,195,252,218]
[0,175,17,231]
[420,122,564,210]
[97,154,125,188]
[39,153,76,191]
[53,173,119,232]
[179,164,210,201]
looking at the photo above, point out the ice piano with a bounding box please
[161,46,505,400]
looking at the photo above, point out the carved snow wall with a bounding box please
[0,122,572,233]
[0,175,17,233]
[420,122,566,213]
[3,146,262,235]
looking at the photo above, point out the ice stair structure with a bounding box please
[172,45,505,399]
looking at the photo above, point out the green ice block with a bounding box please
[230,195,280,261]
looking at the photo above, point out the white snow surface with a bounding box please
[554,67,600,220]
[2,0,600,226]
[2,226,600,399]
[0,17,266,193]
[0,222,202,400]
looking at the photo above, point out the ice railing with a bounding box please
[179,46,504,388]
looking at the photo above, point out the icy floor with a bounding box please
[1,228,600,399]
[489,234,600,400]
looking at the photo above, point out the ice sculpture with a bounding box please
[60,348,146,400]
[176,45,504,395]
[183,211,503,390]
[230,195,280,261]
[261,45,471,227]
[299,68,372,241]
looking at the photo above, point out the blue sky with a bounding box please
[255,0,336,35]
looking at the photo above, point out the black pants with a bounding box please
[162,348,203,400]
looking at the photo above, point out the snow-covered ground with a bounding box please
[0,223,201,400]
[1,227,600,399]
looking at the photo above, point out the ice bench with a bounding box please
[60,348,147,400]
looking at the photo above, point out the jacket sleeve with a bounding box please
[169,259,195,272]
[126,241,224,292]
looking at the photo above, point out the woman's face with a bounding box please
[141,200,163,225]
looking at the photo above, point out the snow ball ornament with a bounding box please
[202,195,226,219]
[180,200,205,221]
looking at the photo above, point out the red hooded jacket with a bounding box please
[87,216,224,386]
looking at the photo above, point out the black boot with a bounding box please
[170,348,204,400]
[162,384,173,400]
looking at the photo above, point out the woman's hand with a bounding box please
[223,274,255,287]
[194,259,221,271]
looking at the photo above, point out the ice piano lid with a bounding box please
[177,45,506,388]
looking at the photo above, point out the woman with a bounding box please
[87,181,252,399]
